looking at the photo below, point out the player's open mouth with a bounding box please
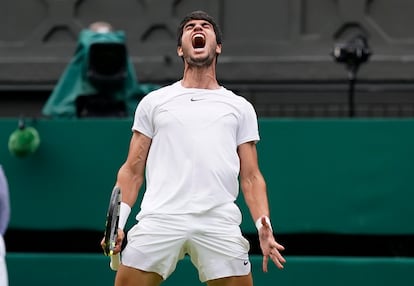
[192,34,205,49]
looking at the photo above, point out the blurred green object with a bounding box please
[8,120,40,158]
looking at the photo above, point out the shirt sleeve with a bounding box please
[131,95,154,138]
[237,100,260,145]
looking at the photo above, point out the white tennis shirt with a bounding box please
[132,81,260,219]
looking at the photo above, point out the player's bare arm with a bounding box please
[237,141,286,271]
[238,141,269,220]
[101,131,151,254]
[116,130,152,207]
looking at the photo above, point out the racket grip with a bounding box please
[110,253,121,271]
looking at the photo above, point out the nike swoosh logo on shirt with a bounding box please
[190,98,206,101]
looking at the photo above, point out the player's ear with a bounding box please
[177,46,183,57]
[215,44,222,55]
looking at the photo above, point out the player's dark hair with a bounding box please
[177,10,222,47]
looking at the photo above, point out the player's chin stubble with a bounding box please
[186,52,215,67]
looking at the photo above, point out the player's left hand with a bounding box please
[258,217,286,272]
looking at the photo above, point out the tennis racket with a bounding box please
[103,186,121,271]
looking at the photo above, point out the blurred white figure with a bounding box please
[0,165,10,286]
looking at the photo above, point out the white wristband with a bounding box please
[118,202,131,231]
[255,215,273,232]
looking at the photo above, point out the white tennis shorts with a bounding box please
[121,203,251,282]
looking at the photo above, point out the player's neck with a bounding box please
[181,65,220,90]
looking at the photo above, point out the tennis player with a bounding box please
[102,10,286,286]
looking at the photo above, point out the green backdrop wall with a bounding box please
[1,118,413,234]
[2,118,414,286]
[6,254,414,286]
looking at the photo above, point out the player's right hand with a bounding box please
[113,228,125,254]
[100,237,108,254]
[100,228,124,255]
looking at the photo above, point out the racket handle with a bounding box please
[110,253,121,271]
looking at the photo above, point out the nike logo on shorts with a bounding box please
[243,261,249,266]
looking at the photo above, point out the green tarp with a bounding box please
[42,29,158,118]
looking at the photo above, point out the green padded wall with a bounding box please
[1,119,414,234]
[0,119,131,230]
[240,119,414,235]
[6,254,414,286]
